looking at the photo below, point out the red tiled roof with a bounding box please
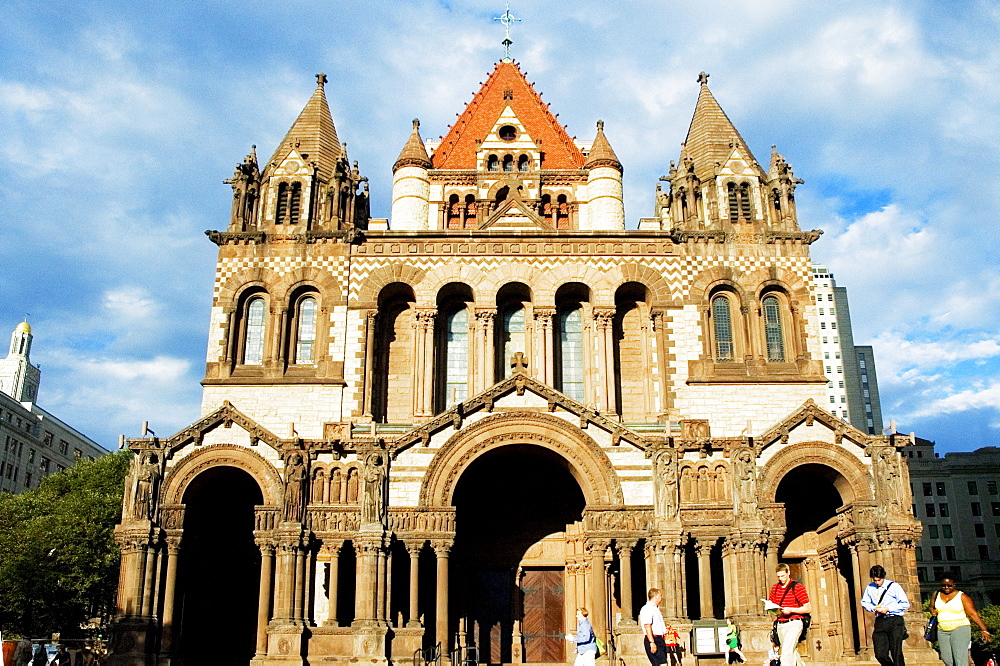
[431,61,585,170]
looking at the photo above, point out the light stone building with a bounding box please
[108,64,935,666]
[906,437,1000,606]
[0,321,107,494]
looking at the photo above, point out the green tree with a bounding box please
[0,450,131,638]
[978,605,1000,652]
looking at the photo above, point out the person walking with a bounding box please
[640,588,668,666]
[930,575,991,666]
[29,645,47,666]
[861,565,910,666]
[566,607,598,666]
[13,640,33,666]
[768,563,810,666]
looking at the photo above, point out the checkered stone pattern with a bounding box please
[212,253,350,300]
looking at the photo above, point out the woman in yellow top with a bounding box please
[930,575,991,666]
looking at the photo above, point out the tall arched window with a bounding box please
[294,297,317,364]
[728,182,753,221]
[447,194,461,229]
[762,295,785,362]
[518,154,529,172]
[739,183,751,220]
[502,155,514,172]
[289,182,302,223]
[500,306,525,378]
[443,308,469,407]
[711,295,734,361]
[243,297,266,365]
[487,155,499,172]
[464,194,477,229]
[557,307,584,400]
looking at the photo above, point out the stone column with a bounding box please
[324,542,341,626]
[586,539,609,642]
[850,538,875,658]
[293,546,305,621]
[617,540,637,624]
[421,311,436,416]
[433,540,452,650]
[695,538,714,619]
[362,310,376,419]
[159,534,182,655]
[354,535,381,625]
[141,540,159,617]
[651,311,671,417]
[721,537,737,618]
[534,308,555,386]
[376,547,387,622]
[407,541,422,627]
[593,309,615,414]
[639,316,653,417]
[255,541,275,655]
[411,312,426,417]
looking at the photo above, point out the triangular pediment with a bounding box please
[756,399,872,452]
[718,146,764,180]
[391,372,646,455]
[166,401,282,454]
[480,188,551,230]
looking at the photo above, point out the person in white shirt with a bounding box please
[639,588,668,666]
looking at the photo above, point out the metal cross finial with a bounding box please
[493,4,521,62]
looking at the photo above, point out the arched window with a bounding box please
[495,186,509,205]
[447,193,461,229]
[541,194,553,224]
[443,308,469,407]
[500,305,525,378]
[289,182,302,223]
[294,296,317,364]
[243,297,266,365]
[464,194,477,229]
[502,155,514,172]
[739,183,751,220]
[762,295,785,362]
[728,182,752,221]
[487,155,499,172]
[711,295,734,361]
[518,154,529,172]
[276,182,289,224]
[557,307,584,400]
[556,194,569,229]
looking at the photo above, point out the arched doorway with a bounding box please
[177,466,263,666]
[775,463,862,658]
[453,445,586,664]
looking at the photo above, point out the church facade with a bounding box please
[109,62,935,666]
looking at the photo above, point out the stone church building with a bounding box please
[109,61,936,665]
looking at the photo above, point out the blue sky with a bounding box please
[1,1,998,453]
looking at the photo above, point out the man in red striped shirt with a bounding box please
[768,563,811,666]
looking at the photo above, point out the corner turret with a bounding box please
[391,119,432,230]
[0,321,40,403]
[582,120,625,230]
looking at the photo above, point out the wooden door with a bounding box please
[521,568,565,663]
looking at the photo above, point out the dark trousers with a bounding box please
[643,636,668,666]
[873,614,906,666]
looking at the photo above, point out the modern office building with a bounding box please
[810,265,884,434]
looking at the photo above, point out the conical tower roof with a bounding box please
[268,73,341,180]
[394,119,432,171]
[682,72,756,181]
[432,61,585,169]
[584,120,621,171]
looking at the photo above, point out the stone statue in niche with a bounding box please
[732,446,758,518]
[129,452,161,521]
[651,446,679,520]
[874,447,904,516]
[283,452,309,522]
[361,452,388,525]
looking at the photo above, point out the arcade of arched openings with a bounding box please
[108,63,936,666]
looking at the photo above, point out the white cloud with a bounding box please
[911,382,1000,418]
[872,331,1000,381]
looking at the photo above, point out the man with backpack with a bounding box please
[861,564,910,666]
[768,563,811,666]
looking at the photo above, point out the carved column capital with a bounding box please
[431,539,453,557]
[593,308,615,328]
[616,539,638,555]
[404,540,426,556]
[585,538,611,555]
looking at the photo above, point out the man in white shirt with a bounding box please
[639,587,667,666]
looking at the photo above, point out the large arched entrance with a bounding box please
[453,445,586,664]
[177,466,263,666]
[775,463,862,659]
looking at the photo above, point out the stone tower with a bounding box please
[0,321,40,403]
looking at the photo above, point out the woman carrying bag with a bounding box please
[930,575,991,666]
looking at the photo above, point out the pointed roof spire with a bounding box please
[584,119,622,171]
[394,118,433,171]
[268,72,341,179]
[432,61,584,169]
[682,72,756,181]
